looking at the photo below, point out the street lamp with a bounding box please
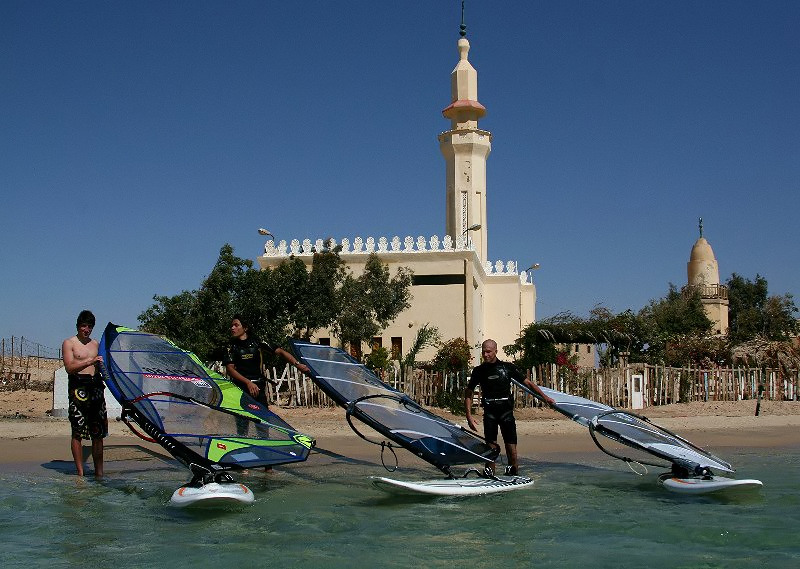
[461,223,481,236]
[257,228,275,254]
[461,223,481,248]
[524,263,541,283]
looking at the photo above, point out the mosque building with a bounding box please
[257,26,535,362]
[684,218,729,336]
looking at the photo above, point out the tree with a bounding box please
[505,309,636,369]
[635,284,712,365]
[137,290,204,352]
[139,245,413,362]
[139,244,253,360]
[732,337,800,378]
[431,338,473,372]
[334,253,413,349]
[399,323,441,384]
[288,250,347,339]
[727,273,798,344]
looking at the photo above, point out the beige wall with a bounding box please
[257,244,535,364]
[483,273,530,358]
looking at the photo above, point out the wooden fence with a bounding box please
[263,363,799,410]
[528,364,797,408]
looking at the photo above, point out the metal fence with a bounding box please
[1,337,61,363]
[1,337,63,391]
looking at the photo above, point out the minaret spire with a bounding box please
[460,1,467,38]
[699,217,704,238]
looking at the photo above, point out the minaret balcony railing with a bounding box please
[682,283,729,300]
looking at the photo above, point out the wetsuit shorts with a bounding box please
[68,373,108,440]
[482,400,517,445]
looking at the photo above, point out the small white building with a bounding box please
[258,31,536,362]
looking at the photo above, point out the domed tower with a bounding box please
[685,218,729,335]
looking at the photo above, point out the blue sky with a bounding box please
[2,1,798,352]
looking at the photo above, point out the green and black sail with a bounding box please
[100,323,314,479]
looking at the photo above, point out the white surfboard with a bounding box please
[170,482,255,507]
[658,475,763,495]
[372,475,534,496]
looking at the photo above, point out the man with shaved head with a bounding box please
[465,339,555,476]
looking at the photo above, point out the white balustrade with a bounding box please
[260,234,520,280]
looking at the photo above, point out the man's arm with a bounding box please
[522,378,556,407]
[226,363,260,398]
[275,347,310,374]
[464,388,479,431]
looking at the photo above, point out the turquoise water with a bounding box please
[1,445,798,569]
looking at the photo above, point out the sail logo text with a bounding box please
[143,374,212,388]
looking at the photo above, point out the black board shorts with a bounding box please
[482,400,517,445]
[68,374,108,440]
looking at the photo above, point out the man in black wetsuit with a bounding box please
[464,339,555,476]
[223,315,309,405]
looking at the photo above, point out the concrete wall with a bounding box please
[52,366,122,418]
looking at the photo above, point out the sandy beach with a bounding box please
[1,389,799,473]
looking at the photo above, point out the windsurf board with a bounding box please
[372,475,534,496]
[170,482,255,507]
[658,475,762,495]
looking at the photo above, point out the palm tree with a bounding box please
[399,324,440,395]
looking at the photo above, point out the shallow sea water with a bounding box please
[1,444,798,569]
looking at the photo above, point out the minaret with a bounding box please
[687,218,730,335]
[438,10,491,263]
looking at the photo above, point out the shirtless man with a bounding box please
[62,310,107,477]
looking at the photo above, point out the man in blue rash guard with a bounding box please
[464,339,555,476]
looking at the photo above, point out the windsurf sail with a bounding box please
[290,341,499,475]
[513,380,734,476]
[99,323,314,482]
